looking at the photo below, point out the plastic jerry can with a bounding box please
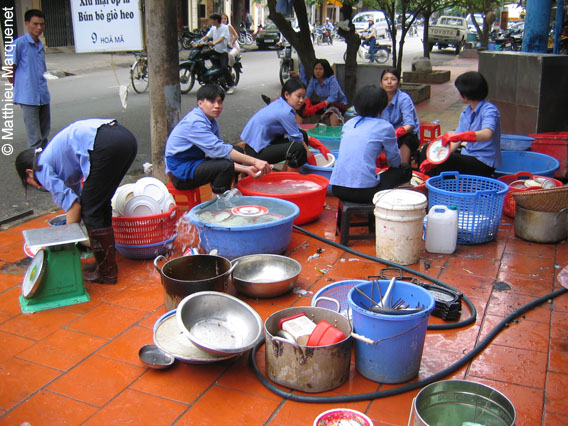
[425,205,458,254]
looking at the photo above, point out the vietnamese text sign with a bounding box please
[70,0,144,53]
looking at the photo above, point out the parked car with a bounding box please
[352,11,389,39]
[256,22,282,49]
[428,15,468,54]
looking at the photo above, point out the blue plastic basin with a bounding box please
[495,151,560,178]
[300,150,339,195]
[500,134,534,151]
[188,196,299,260]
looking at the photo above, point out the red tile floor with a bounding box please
[0,188,567,426]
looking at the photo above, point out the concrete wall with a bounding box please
[479,51,568,134]
[334,63,388,95]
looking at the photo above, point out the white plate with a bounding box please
[113,183,135,216]
[314,153,335,168]
[134,177,169,205]
[123,194,161,217]
[427,139,451,164]
[162,194,176,213]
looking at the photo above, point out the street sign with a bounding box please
[69,0,144,53]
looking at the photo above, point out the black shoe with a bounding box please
[261,94,271,105]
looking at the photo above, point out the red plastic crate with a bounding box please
[166,182,201,213]
[112,206,178,245]
[528,132,568,178]
[420,122,441,146]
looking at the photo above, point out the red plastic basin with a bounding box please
[237,172,329,225]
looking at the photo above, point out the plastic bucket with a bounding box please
[348,280,434,383]
[409,379,516,426]
[529,132,568,178]
[300,151,339,195]
[307,126,343,151]
[373,190,427,265]
[495,151,560,178]
[500,134,534,151]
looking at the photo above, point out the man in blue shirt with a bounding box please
[11,9,51,149]
[166,84,271,194]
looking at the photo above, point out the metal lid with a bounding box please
[22,249,46,299]
[373,189,427,211]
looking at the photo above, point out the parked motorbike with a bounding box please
[179,26,205,51]
[238,23,255,47]
[278,40,297,86]
[179,42,242,94]
[312,26,333,45]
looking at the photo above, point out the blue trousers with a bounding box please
[368,36,376,62]
[20,103,50,149]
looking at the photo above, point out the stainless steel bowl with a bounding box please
[138,344,175,369]
[231,254,301,298]
[176,291,263,356]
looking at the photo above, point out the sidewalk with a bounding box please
[45,50,133,77]
[1,56,567,425]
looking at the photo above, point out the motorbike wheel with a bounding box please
[182,37,192,50]
[279,63,291,86]
[178,38,183,52]
[358,45,367,60]
[230,66,240,87]
[131,59,149,94]
[375,48,390,64]
[245,34,254,46]
[179,66,195,94]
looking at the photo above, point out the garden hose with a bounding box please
[292,224,476,330]
[250,286,567,403]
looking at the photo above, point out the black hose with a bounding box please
[250,287,567,403]
[292,224,476,330]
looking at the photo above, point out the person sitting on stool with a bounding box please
[15,119,138,284]
[419,71,501,177]
[330,85,411,204]
[165,84,271,195]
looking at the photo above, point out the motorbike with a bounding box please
[277,40,298,86]
[179,42,242,94]
[312,26,333,45]
[357,34,391,63]
[178,26,205,51]
[238,23,255,47]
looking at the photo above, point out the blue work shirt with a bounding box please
[165,106,233,181]
[330,116,400,188]
[13,33,50,106]
[456,100,501,168]
[381,90,420,135]
[35,119,115,211]
[241,97,303,153]
[306,75,348,105]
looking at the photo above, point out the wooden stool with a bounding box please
[166,182,202,215]
[336,200,376,246]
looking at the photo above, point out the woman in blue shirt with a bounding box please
[380,68,420,164]
[242,78,331,171]
[419,71,501,177]
[331,86,412,204]
[301,59,348,126]
[15,119,138,284]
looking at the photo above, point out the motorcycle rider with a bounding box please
[221,13,240,66]
[358,18,378,63]
[201,13,235,94]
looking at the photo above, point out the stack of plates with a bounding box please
[112,178,175,217]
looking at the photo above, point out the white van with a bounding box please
[353,11,389,39]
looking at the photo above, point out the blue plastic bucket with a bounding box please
[188,196,299,260]
[495,151,560,177]
[500,134,534,151]
[348,280,435,383]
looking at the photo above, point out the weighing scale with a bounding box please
[20,223,90,313]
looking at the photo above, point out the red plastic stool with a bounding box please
[420,122,441,146]
[166,182,201,215]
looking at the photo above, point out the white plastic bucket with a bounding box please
[425,205,458,254]
[373,189,427,265]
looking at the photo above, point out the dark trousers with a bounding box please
[418,145,494,177]
[20,103,50,149]
[171,159,235,194]
[368,36,376,61]
[81,123,138,230]
[332,164,412,204]
[245,133,308,168]
[398,132,420,153]
[213,51,234,86]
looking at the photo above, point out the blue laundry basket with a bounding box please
[426,172,508,245]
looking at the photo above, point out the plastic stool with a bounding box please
[420,122,441,146]
[336,200,375,246]
[166,182,201,214]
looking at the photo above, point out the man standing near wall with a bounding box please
[11,9,50,149]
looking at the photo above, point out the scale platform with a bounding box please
[20,223,90,314]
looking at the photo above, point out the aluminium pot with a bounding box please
[514,206,568,243]
[154,254,233,310]
[264,306,353,393]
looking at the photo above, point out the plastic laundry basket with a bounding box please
[426,172,508,245]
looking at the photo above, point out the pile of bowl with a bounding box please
[112,177,175,217]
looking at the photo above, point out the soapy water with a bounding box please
[247,179,323,194]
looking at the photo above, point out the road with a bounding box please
[0,34,458,224]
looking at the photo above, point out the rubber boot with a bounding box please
[83,227,118,284]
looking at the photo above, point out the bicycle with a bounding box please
[130,51,149,94]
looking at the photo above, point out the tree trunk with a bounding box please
[267,0,316,78]
[145,0,181,182]
[422,9,432,58]
[338,5,359,103]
